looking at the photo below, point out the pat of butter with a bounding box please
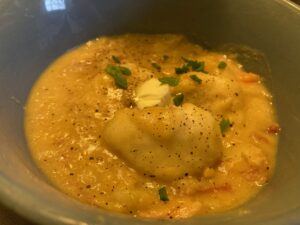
[134,78,171,109]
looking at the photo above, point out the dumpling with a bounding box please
[103,103,223,181]
[172,73,244,115]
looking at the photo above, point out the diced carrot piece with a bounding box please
[239,72,260,83]
[267,123,280,134]
[196,183,232,194]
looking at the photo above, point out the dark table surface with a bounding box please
[0,203,35,225]
[1,0,299,224]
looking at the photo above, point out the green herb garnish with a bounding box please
[175,58,207,75]
[106,65,131,76]
[189,74,202,84]
[218,61,227,69]
[183,58,206,73]
[158,76,180,87]
[219,118,232,134]
[173,93,184,106]
[151,63,161,72]
[106,64,120,77]
[105,65,129,89]
[112,55,121,64]
[110,73,128,89]
[194,62,205,72]
[159,186,169,201]
[119,66,131,75]
[175,65,189,74]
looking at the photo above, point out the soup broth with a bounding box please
[25,34,279,219]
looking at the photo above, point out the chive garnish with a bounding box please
[182,58,207,73]
[189,74,202,84]
[158,76,180,87]
[175,65,189,74]
[219,118,232,134]
[159,186,169,201]
[218,61,227,69]
[106,65,131,76]
[119,66,131,76]
[173,93,184,106]
[112,55,121,64]
[151,63,161,72]
[105,65,129,89]
[175,58,207,75]
[111,73,128,89]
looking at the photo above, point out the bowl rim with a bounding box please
[0,0,299,224]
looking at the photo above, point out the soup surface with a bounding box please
[25,34,279,219]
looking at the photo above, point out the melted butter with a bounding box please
[134,78,171,109]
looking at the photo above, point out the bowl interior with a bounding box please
[0,0,300,224]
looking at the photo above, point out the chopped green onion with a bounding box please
[158,76,180,87]
[106,65,131,76]
[189,74,202,84]
[175,65,189,74]
[110,73,128,89]
[218,61,227,69]
[219,118,232,134]
[158,186,169,201]
[173,93,184,106]
[106,65,120,77]
[119,66,131,76]
[105,65,128,89]
[112,55,121,64]
[151,63,161,72]
[183,58,206,73]
[194,63,205,72]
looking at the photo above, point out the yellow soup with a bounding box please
[25,34,279,219]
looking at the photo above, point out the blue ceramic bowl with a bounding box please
[0,0,299,224]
